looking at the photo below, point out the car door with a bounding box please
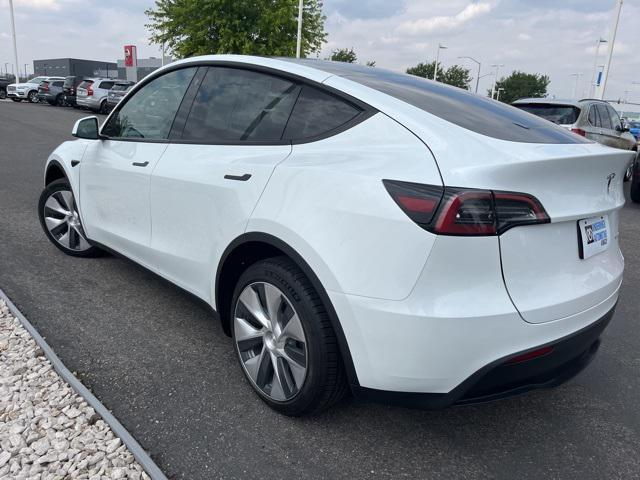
[148,66,300,300]
[605,105,630,150]
[79,66,198,263]
[583,104,602,143]
[595,103,618,148]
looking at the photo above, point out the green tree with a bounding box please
[330,47,357,63]
[365,60,376,67]
[146,0,327,59]
[489,71,550,103]
[406,61,471,89]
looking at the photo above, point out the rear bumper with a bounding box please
[76,96,100,109]
[352,305,614,408]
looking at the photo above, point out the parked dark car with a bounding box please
[106,81,135,111]
[38,79,66,106]
[0,77,10,99]
[62,76,84,107]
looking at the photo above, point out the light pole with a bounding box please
[23,63,28,81]
[570,73,583,98]
[4,63,9,79]
[597,0,623,99]
[9,0,20,86]
[496,88,505,101]
[589,38,607,97]
[296,0,304,58]
[490,64,504,99]
[458,56,481,93]
[433,43,447,81]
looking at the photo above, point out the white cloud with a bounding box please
[15,0,61,10]
[518,33,532,41]
[399,2,494,35]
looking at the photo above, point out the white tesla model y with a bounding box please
[38,55,633,415]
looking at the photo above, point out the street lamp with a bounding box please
[296,0,304,58]
[490,64,504,99]
[23,63,28,81]
[8,0,20,88]
[496,87,505,101]
[597,0,624,99]
[458,56,481,93]
[589,38,607,98]
[433,43,447,81]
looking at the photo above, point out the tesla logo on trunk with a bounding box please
[606,173,616,194]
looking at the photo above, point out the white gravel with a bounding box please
[0,300,150,480]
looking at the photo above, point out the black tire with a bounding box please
[231,256,348,416]
[98,100,108,114]
[38,179,104,258]
[0,89,6,99]
[27,90,39,103]
[55,94,64,106]
[631,172,640,203]
[11,98,21,102]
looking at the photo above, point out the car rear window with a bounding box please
[112,84,131,91]
[98,81,114,90]
[512,104,580,125]
[63,77,76,87]
[281,59,588,144]
[78,80,94,89]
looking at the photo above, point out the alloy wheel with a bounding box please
[28,91,39,103]
[43,189,91,251]
[234,282,308,401]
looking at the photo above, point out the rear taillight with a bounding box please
[383,180,550,236]
[41,83,49,91]
[571,128,586,137]
[506,346,554,365]
[87,85,94,96]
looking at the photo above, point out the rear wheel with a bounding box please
[38,179,103,257]
[231,257,347,416]
[631,173,640,203]
[0,89,6,99]
[28,90,39,103]
[98,100,108,114]
[55,94,64,106]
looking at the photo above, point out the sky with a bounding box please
[0,0,638,102]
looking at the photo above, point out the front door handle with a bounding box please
[132,161,149,167]
[224,173,252,181]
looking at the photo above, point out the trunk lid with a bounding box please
[440,141,631,324]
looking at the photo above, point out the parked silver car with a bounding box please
[105,81,135,111]
[76,78,117,114]
[513,98,637,151]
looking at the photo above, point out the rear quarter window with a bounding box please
[283,85,362,141]
[98,81,114,90]
[513,104,580,125]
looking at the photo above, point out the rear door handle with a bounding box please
[224,173,252,181]
[132,161,149,167]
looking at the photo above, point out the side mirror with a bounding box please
[72,116,99,140]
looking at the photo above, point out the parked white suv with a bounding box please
[38,56,632,415]
[7,76,65,103]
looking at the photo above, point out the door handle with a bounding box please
[132,161,149,167]
[224,173,252,181]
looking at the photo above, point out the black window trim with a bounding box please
[99,60,378,146]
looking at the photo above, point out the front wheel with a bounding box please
[0,89,6,99]
[38,179,103,257]
[231,257,347,416]
[28,90,39,103]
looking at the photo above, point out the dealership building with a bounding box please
[117,56,170,81]
[33,58,118,79]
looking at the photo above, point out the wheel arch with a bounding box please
[45,160,67,186]
[215,232,360,387]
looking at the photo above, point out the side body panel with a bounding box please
[148,144,292,302]
[249,112,442,301]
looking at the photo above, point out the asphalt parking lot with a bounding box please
[1,99,639,480]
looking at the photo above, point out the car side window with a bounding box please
[181,67,301,142]
[282,85,362,141]
[102,67,197,140]
[607,106,621,130]
[99,81,114,90]
[588,106,599,127]
[52,81,64,87]
[596,104,612,130]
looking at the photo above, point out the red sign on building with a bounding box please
[124,45,137,67]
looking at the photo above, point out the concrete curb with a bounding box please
[0,287,168,480]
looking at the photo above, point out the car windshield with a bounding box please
[28,77,47,84]
[512,104,581,125]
